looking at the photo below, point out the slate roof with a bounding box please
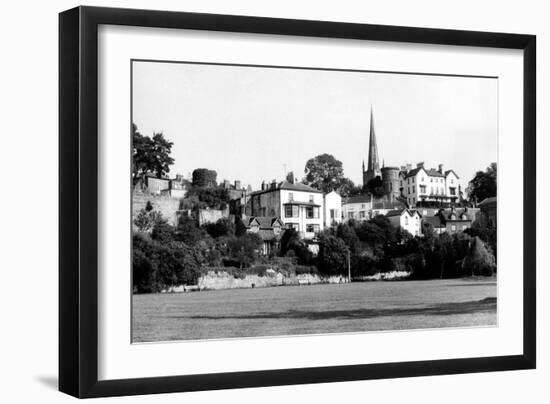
[404,167,445,179]
[251,180,322,195]
[423,215,444,228]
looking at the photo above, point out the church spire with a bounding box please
[363,105,381,186]
[367,105,380,173]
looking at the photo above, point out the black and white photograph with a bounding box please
[131,60,498,343]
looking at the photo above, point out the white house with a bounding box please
[400,162,460,207]
[249,180,324,240]
[342,195,406,222]
[323,191,342,227]
[386,209,422,237]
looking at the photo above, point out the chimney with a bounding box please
[223,179,230,189]
[235,180,241,189]
[417,162,424,169]
[270,179,277,190]
[261,180,266,191]
[406,163,413,171]
[438,164,444,174]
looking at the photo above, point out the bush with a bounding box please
[317,234,348,275]
[204,217,235,238]
[462,236,496,276]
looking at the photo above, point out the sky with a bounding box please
[132,60,497,192]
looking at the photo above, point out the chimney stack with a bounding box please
[270,179,277,190]
[417,162,424,169]
[261,180,266,191]
[438,164,444,174]
[235,180,241,189]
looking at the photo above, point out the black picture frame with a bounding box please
[59,6,536,398]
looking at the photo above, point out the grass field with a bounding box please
[132,278,497,343]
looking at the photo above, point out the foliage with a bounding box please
[175,216,205,245]
[462,236,496,276]
[227,233,263,268]
[192,168,218,188]
[279,228,313,265]
[317,233,349,275]
[204,217,235,238]
[303,153,345,193]
[151,221,175,244]
[133,208,165,232]
[132,123,174,186]
[185,186,229,210]
[335,223,361,254]
[365,177,385,198]
[468,162,497,203]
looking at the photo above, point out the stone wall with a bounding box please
[189,271,349,291]
[132,191,182,227]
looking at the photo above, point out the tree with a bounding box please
[204,217,235,238]
[151,221,175,244]
[365,177,385,198]
[279,228,312,265]
[336,178,361,197]
[175,216,205,245]
[192,168,218,188]
[462,236,496,276]
[468,163,497,204]
[303,154,345,193]
[133,208,165,232]
[132,124,175,186]
[227,233,263,268]
[335,223,360,254]
[317,234,348,275]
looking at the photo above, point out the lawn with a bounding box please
[132,278,497,343]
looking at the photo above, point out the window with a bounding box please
[449,187,456,196]
[361,204,365,208]
[420,185,427,193]
[330,209,337,219]
[421,177,425,182]
[359,211,365,219]
[309,194,314,203]
[451,225,456,231]
[306,224,320,233]
[285,205,299,218]
[288,192,294,201]
[306,206,319,218]
[405,216,409,225]
[430,178,433,183]
[412,177,415,183]
[348,212,354,219]
[286,223,299,231]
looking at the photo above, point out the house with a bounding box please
[342,195,406,222]
[246,217,284,255]
[386,209,422,237]
[421,207,474,235]
[478,196,497,227]
[323,191,342,227]
[400,162,460,207]
[249,179,324,240]
[140,174,188,198]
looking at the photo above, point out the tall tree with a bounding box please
[303,154,345,193]
[192,168,218,188]
[468,163,497,203]
[132,123,174,186]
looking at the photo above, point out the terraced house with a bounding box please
[400,162,460,207]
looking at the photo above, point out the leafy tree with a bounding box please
[151,221,175,244]
[132,124,174,186]
[279,228,312,265]
[462,236,496,276]
[303,154,345,193]
[235,217,248,237]
[317,234,348,275]
[335,178,361,197]
[227,233,263,268]
[175,216,205,245]
[468,162,497,203]
[365,177,385,198]
[192,168,218,188]
[133,208,165,232]
[204,217,235,238]
[336,223,360,254]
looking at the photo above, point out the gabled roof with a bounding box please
[444,169,460,179]
[386,208,421,218]
[247,216,283,229]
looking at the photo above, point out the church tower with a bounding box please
[363,106,381,186]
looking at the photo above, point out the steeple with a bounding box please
[367,105,380,173]
[363,105,381,186]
